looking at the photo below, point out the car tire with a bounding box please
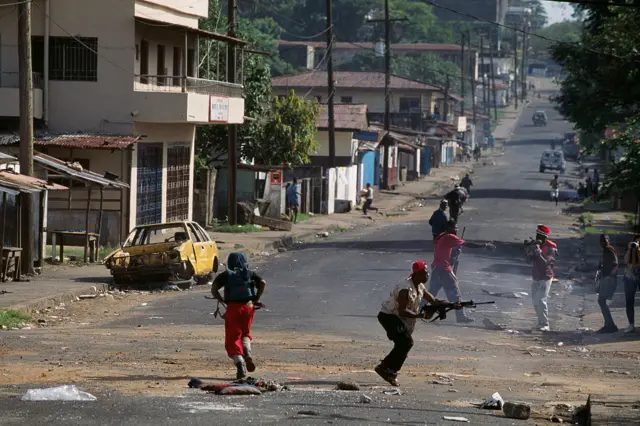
[213,256,219,273]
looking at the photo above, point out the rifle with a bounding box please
[452,227,466,275]
[420,300,495,322]
[204,296,265,320]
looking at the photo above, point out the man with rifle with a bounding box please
[375,261,452,386]
[429,220,496,323]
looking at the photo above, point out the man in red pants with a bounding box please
[211,252,266,379]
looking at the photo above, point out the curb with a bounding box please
[9,283,108,315]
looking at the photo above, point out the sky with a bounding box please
[542,0,575,24]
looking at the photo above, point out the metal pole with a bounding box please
[468,31,477,127]
[443,75,450,122]
[513,26,518,109]
[521,23,528,100]
[18,0,34,274]
[488,36,498,121]
[460,32,465,117]
[227,0,237,225]
[326,0,336,167]
[382,0,391,189]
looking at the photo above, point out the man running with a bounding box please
[445,185,464,222]
[362,183,378,215]
[429,220,496,323]
[461,174,473,195]
[528,225,557,332]
[376,261,450,386]
[550,174,560,206]
[211,252,266,379]
[428,200,449,239]
[597,234,619,333]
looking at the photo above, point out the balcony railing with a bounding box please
[134,75,243,98]
[0,72,43,89]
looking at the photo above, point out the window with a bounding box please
[172,47,182,87]
[399,97,420,113]
[187,224,203,242]
[157,44,166,86]
[45,37,98,81]
[340,96,352,104]
[139,40,149,84]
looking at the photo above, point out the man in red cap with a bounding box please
[376,261,450,386]
[530,224,557,332]
[429,220,496,323]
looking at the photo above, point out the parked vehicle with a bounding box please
[539,150,567,174]
[104,221,220,288]
[533,111,547,127]
[562,142,581,160]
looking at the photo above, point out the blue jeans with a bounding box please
[624,276,640,325]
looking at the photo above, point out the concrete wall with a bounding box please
[314,131,354,157]
[0,88,43,119]
[135,0,207,29]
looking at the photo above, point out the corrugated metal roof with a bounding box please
[317,104,368,131]
[0,152,17,164]
[273,71,442,92]
[33,152,129,188]
[278,41,469,52]
[36,134,139,150]
[0,184,20,196]
[0,170,67,192]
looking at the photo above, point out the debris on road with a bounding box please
[21,385,97,401]
[431,380,453,386]
[550,414,563,423]
[524,372,542,377]
[336,381,360,391]
[359,394,372,404]
[297,410,320,416]
[483,318,506,330]
[503,402,531,420]
[570,347,589,353]
[481,289,525,299]
[78,294,97,300]
[381,388,402,395]
[481,392,504,410]
[443,416,470,422]
[162,285,181,292]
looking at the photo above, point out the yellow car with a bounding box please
[104,221,219,288]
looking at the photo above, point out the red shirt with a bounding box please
[432,233,465,272]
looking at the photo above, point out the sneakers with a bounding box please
[597,325,619,334]
[374,364,399,387]
[245,356,256,373]
[539,325,551,332]
[235,361,247,380]
[624,325,636,335]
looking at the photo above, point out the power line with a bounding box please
[0,0,32,7]
[543,0,640,8]
[418,0,640,62]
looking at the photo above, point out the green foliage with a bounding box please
[530,20,582,58]
[602,117,640,195]
[0,310,31,328]
[245,91,319,165]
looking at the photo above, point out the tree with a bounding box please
[602,118,640,195]
[529,20,582,58]
[243,92,319,165]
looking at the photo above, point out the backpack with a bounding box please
[224,268,256,302]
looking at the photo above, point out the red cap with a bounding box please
[536,225,550,236]
[409,261,427,278]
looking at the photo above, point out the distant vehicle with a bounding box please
[533,111,547,127]
[563,142,581,160]
[563,132,577,143]
[540,150,566,174]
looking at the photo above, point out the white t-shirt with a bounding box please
[380,280,425,333]
[366,187,373,200]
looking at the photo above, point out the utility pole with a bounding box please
[521,22,528,100]
[326,0,336,167]
[488,35,498,121]
[459,32,465,117]
[468,31,476,127]
[227,0,237,225]
[366,1,407,189]
[443,74,450,122]
[18,0,34,274]
[479,34,488,116]
[513,25,519,109]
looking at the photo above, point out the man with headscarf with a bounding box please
[211,252,267,379]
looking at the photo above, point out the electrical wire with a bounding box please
[0,0,32,7]
[419,0,640,62]
[543,0,640,8]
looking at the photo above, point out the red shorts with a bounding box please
[224,302,255,358]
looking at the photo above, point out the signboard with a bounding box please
[209,95,230,123]
[270,171,282,186]
[456,116,467,132]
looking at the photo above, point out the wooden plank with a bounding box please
[588,393,640,426]
[252,215,292,232]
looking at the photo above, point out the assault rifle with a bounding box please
[452,227,466,275]
[419,300,495,322]
[204,296,265,319]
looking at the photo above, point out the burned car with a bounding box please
[104,221,219,288]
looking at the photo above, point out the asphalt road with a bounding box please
[1,93,583,425]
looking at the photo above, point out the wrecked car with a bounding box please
[104,221,219,288]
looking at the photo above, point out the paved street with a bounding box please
[2,90,639,425]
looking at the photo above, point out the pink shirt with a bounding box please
[432,233,465,272]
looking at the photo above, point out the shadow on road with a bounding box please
[463,188,549,201]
